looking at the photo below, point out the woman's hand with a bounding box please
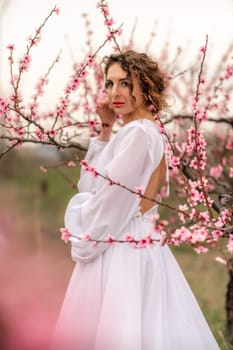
[96,97,116,128]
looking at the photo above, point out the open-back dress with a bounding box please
[52,119,220,350]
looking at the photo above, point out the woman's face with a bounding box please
[105,62,145,116]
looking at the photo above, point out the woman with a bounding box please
[52,50,220,349]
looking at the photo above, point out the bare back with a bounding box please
[139,154,166,215]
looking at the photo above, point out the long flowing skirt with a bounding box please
[51,215,220,350]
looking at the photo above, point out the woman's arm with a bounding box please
[96,97,116,142]
[66,125,151,263]
[66,123,166,263]
[98,124,113,142]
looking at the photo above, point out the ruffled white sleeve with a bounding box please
[78,138,109,192]
[83,137,108,164]
[64,124,164,263]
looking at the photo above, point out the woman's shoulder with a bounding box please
[117,118,163,140]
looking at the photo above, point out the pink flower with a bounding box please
[67,161,76,167]
[160,230,167,245]
[221,209,232,224]
[215,256,227,265]
[187,126,195,137]
[195,108,205,121]
[170,155,180,167]
[186,143,194,154]
[189,189,203,206]
[80,160,88,169]
[229,168,233,178]
[137,238,149,248]
[194,246,208,254]
[191,227,208,244]
[214,218,224,228]
[6,115,12,123]
[226,140,232,150]
[200,46,206,53]
[88,120,97,130]
[48,129,56,138]
[210,164,223,179]
[198,136,206,149]
[227,235,233,253]
[89,166,98,178]
[27,35,40,47]
[80,70,88,78]
[83,233,91,241]
[40,165,47,173]
[87,56,94,67]
[166,73,173,79]
[123,233,135,242]
[19,54,31,71]
[107,31,114,41]
[135,186,144,197]
[178,204,188,223]
[190,157,198,169]
[200,75,205,84]
[225,65,233,79]
[148,104,156,112]
[35,28,41,35]
[157,120,165,134]
[212,230,224,239]
[144,233,154,245]
[68,75,80,92]
[0,97,8,115]
[7,43,15,51]
[199,211,210,222]
[154,220,168,232]
[105,18,114,26]
[55,7,60,15]
[192,96,197,109]
[35,129,46,141]
[104,234,115,244]
[172,227,192,243]
[60,227,71,243]
[10,92,22,103]
[35,78,47,95]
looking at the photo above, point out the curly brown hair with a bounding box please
[104,50,168,113]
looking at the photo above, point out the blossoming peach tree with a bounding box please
[0,0,233,339]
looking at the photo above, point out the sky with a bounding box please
[0,0,232,107]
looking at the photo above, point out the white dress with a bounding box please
[52,119,220,350]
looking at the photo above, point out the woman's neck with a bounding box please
[122,107,155,125]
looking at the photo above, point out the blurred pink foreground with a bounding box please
[0,201,73,350]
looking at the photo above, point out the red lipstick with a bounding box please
[112,102,124,108]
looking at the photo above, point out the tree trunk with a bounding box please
[222,191,233,345]
[226,259,233,345]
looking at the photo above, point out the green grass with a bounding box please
[171,244,229,348]
[0,151,80,227]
